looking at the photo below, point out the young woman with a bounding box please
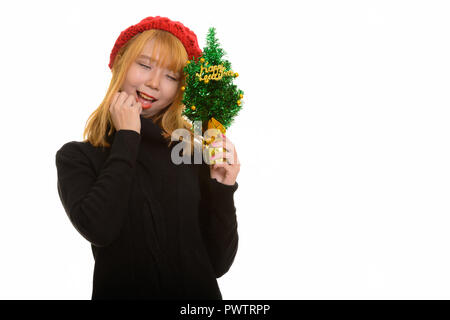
[55,16,240,300]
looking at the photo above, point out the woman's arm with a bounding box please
[55,130,140,247]
[198,163,239,278]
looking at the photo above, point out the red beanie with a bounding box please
[108,16,203,70]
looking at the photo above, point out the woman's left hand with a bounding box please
[209,134,240,186]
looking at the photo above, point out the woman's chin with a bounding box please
[141,110,154,118]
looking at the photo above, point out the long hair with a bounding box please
[83,29,197,154]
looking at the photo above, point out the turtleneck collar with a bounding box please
[105,115,169,146]
[139,115,168,145]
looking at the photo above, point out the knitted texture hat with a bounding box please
[109,16,202,70]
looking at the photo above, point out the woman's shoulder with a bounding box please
[57,139,109,156]
[56,140,110,171]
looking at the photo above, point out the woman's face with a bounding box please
[120,39,181,119]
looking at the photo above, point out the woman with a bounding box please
[55,16,240,300]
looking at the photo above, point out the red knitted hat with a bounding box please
[108,16,203,70]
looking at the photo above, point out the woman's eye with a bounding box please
[139,63,151,69]
[167,75,178,81]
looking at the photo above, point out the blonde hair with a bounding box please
[83,29,197,154]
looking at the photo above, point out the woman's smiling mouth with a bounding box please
[137,91,158,109]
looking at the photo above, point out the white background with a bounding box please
[0,0,449,299]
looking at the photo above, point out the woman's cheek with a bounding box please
[170,81,180,96]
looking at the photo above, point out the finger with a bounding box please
[221,136,239,161]
[234,152,240,165]
[116,91,128,107]
[110,92,120,109]
[135,102,142,113]
[211,151,235,164]
[211,139,233,152]
[221,135,235,150]
[225,151,237,165]
[210,141,224,150]
[212,162,230,170]
[124,94,136,107]
[224,150,237,165]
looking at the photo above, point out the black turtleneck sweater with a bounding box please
[55,115,239,299]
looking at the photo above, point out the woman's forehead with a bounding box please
[140,41,162,62]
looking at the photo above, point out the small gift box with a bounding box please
[204,117,226,165]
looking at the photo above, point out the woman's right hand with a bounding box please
[109,91,142,135]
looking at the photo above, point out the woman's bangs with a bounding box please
[149,33,187,74]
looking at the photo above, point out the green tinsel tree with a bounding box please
[182,27,244,134]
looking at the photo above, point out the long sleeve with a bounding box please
[55,130,141,247]
[198,163,239,278]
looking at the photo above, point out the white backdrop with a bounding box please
[1,0,449,299]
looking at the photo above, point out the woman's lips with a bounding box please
[136,91,157,110]
[137,94,153,109]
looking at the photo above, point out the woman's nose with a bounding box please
[145,71,160,90]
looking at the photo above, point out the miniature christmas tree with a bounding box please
[181,27,243,164]
[182,28,243,134]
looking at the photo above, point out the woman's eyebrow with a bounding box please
[137,55,155,62]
